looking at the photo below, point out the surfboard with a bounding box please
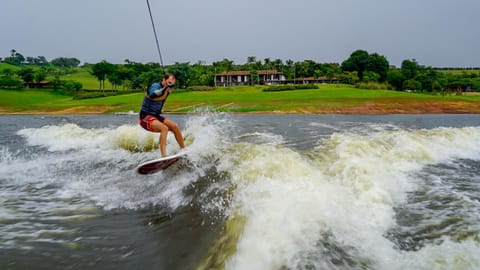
[136,151,188,175]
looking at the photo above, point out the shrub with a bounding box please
[61,81,83,95]
[403,79,421,91]
[0,76,23,89]
[355,82,391,90]
[263,84,318,92]
[74,91,108,99]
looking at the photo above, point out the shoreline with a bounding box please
[2,104,480,116]
[2,87,480,116]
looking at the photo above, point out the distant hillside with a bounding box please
[438,69,480,75]
[58,68,113,90]
[0,62,21,71]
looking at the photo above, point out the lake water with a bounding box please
[1,114,479,270]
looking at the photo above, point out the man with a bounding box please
[139,73,185,157]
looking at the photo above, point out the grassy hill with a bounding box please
[58,68,113,90]
[0,62,21,72]
[0,64,112,90]
[1,85,479,114]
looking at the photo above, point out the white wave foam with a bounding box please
[399,238,480,270]
[221,126,480,270]
[9,113,230,211]
[17,123,159,152]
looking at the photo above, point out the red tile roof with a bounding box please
[215,70,284,76]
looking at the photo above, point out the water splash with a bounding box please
[4,116,480,269]
[206,126,480,270]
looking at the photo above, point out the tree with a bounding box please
[403,79,421,91]
[247,56,256,65]
[339,71,359,84]
[272,59,284,71]
[415,68,441,92]
[17,68,35,85]
[189,61,214,86]
[139,70,161,89]
[107,65,133,90]
[107,65,120,90]
[263,58,272,70]
[34,56,49,66]
[26,57,35,65]
[251,70,259,85]
[34,70,47,83]
[51,75,63,91]
[62,81,83,95]
[0,66,23,89]
[51,57,81,68]
[1,68,15,77]
[341,50,370,81]
[387,68,404,90]
[91,61,114,90]
[363,71,381,82]
[342,50,389,82]
[167,62,192,88]
[294,60,318,78]
[285,59,295,80]
[4,52,25,66]
[317,63,338,78]
[213,58,234,72]
[401,59,419,80]
[366,53,389,82]
[0,76,23,89]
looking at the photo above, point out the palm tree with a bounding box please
[263,58,272,70]
[10,49,16,57]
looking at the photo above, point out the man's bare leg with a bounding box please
[151,120,169,157]
[163,119,185,149]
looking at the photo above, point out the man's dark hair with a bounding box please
[163,73,175,80]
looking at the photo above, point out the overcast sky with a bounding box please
[1,0,479,67]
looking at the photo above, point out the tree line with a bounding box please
[1,49,479,94]
[0,50,82,93]
[3,49,80,68]
[88,52,480,94]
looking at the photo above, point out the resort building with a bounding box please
[214,70,286,87]
[24,80,51,88]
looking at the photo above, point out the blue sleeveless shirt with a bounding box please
[140,82,170,118]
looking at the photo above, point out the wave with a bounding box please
[201,126,480,270]
[7,115,480,269]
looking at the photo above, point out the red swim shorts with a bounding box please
[139,114,166,132]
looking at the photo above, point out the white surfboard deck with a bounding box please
[136,151,188,175]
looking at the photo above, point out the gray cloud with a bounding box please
[1,0,479,67]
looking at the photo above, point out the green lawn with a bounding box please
[1,84,479,114]
[0,89,72,111]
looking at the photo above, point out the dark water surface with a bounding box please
[1,114,479,270]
